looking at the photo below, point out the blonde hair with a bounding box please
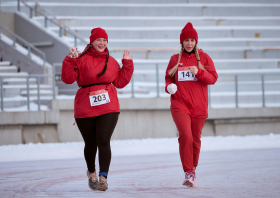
[168,44,207,76]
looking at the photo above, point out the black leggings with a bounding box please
[75,113,119,173]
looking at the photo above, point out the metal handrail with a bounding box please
[0,25,46,66]
[52,62,280,109]
[0,74,55,111]
[17,0,87,47]
[1,68,279,111]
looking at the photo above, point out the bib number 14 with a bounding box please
[89,89,110,106]
[178,67,197,81]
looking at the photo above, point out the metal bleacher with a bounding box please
[1,0,280,109]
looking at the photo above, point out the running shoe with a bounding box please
[97,175,108,191]
[183,172,197,187]
[86,170,98,191]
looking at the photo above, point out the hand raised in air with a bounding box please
[123,50,133,60]
[68,47,79,58]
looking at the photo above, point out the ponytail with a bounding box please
[194,44,208,72]
[97,48,109,77]
[78,44,92,58]
[168,45,184,76]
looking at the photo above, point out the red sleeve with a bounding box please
[195,54,218,85]
[165,56,177,94]
[112,59,134,89]
[61,56,79,84]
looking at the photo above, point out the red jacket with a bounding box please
[61,47,134,118]
[165,49,218,118]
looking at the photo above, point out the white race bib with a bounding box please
[178,67,197,81]
[89,89,110,107]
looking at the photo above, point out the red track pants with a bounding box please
[171,110,206,172]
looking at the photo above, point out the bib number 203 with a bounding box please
[92,94,106,103]
[89,89,110,107]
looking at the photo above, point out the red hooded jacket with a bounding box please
[61,47,134,118]
[165,49,218,118]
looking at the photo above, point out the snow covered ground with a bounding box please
[1,139,279,198]
[1,134,279,163]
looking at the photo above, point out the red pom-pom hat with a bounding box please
[180,22,198,44]
[89,27,108,44]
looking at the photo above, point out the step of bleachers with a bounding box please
[20,89,53,97]
[130,59,280,70]
[108,47,280,59]
[0,66,18,73]
[63,38,280,48]
[2,84,53,98]
[106,38,280,48]
[22,3,280,17]
[3,78,37,85]
[33,16,280,27]
[50,26,280,39]
[1,96,52,108]
[12,0,280,3]
[0,61,12,66]
[209,91,280,107]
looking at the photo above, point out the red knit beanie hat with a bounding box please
[89,27,108,44]
[180,22,198,44]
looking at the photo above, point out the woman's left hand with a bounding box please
[123,50,133,60]
[189,66,198,75]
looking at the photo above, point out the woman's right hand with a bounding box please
[68,47,79,58]
[167,83,177,94]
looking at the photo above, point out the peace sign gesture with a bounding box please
[123,50,133,60]
[68,47,79,58]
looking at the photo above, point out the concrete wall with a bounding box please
[0,11,15,38]
[14,12,70,64]
[0,110,60,145]
[51,98,280,142]
[1,98,280,145]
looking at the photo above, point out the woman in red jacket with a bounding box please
[62,27,133,191]
[165,22,218,187]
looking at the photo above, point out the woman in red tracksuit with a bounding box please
[61,27,133,191]
[165,22,218,187]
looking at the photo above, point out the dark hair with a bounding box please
[78,44,92,58]
[78,44,109,77]
[97,48,109,77]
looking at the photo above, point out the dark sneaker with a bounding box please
[183,172,197,187]
[97,175,108,191]
[86,170,98,191]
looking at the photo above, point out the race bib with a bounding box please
[89,89,110,107]
[178,67,197,81]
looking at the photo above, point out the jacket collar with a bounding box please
[83,44,108,58]
[181,48,203,58]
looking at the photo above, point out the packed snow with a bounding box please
[0,134,279,163]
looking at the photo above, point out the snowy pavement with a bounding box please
[1,134,280,162]
[0,148,279,198]
[0,135,280,197]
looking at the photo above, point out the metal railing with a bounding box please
[1,61,279,111]
[0,25,46,66]
[52,62,280,108]
[1,69,279,111]
[0,74,55,111]
[17,0,87,47]
[215,69,280,108]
